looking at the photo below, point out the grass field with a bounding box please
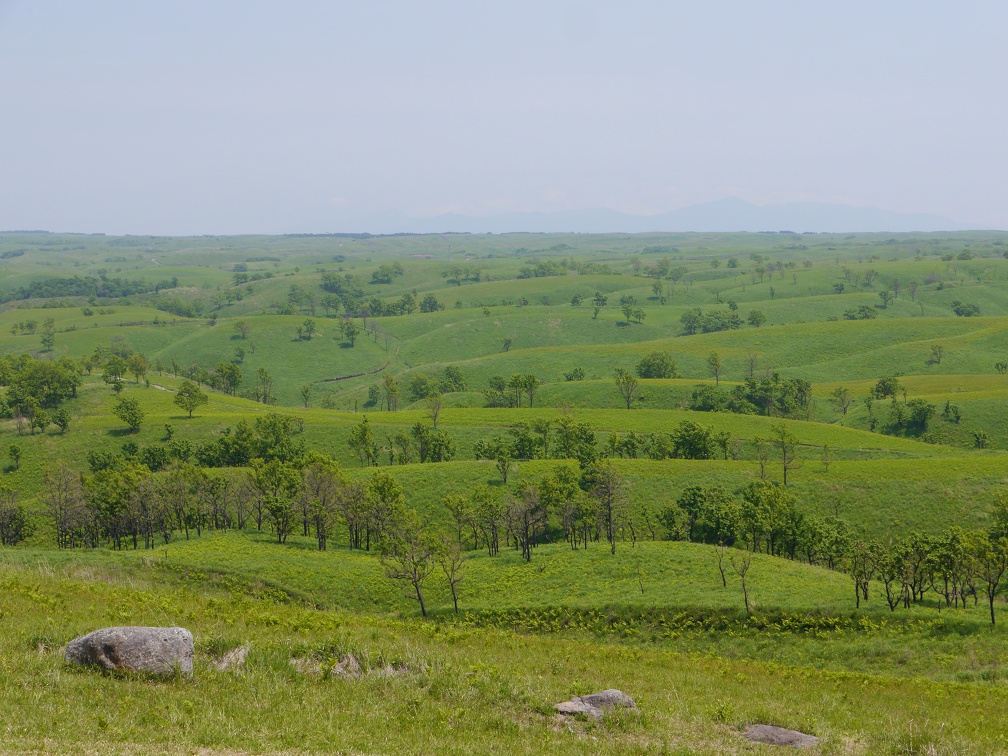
[5,230,1008,752]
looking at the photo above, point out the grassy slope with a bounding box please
[2,557,1007,754]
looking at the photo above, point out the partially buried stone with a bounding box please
[742,724,819,748]
[555,689,636,720]
[65,626,194,677]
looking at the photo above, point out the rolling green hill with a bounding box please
[4,230,1008,753]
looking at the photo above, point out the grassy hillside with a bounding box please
[5,230,1008,753]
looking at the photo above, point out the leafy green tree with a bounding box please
[52,407,71,434]
[368,468,405,545]
[747,310,766,327]
[409,373,437,401]
[216,362,242,396]
[553,413,598,466]
[706,351,724,386]
[614,368,640,409]
[344,320,359,346]
[730,551,754,615]
[113,396,144,433]
[382,373,400,412]
[438,534,466,613]
[265,494,295,543]
[770,422,801,485]
[102,355,127,387]
[0,489,33,546]
[381,510,436,617]
[174,380,208,418]
[906,398,935,432]
[31,409,50,435]
[636,351,678,379]
[411,422,455,463]
[247,458,299,535]
[581,460,627,555]
[672,420,716,460]
[439,365,466,393]
[521,374,541,407]
[426,393,442,429]
[348,416,378,466]
[419,293,443,313]
[592,291,608,319]
[299,455,346,550]
[257,368,274,404]
[300,383,312,408]
[830,386,852,416]
[974,533,1008,625]
[474,435,516,483]
[127,353,149,383]
[506,483,547,562]
[8,444,21,470]
[872,375,903,401]
[846,540,878,608]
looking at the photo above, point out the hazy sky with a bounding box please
[1,1,1005,234]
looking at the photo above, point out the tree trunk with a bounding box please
[415,583,427,618]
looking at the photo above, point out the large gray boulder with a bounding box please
[555,689,637,720]
[65,626,194,677]
[742,724,819,748]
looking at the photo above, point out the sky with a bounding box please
[0,1,1005,234]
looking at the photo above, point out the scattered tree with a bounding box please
[830,386,852,416]
[730,551,753,615]
[636,351,678,379]
[706,351,724,387]
[438,534,466,613]
[174,380,208,418]
[113,396,144,433]
[614,368,640,409]
[770,422,801,485]
[381,512,436,617]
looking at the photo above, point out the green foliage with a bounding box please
[951,300,981,317]
[635,351,678,379]
[173,380,208,418]
[112,396,144,433]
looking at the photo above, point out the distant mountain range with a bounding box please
[338,198,977,235]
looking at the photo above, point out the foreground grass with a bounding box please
[8,533,1008,685]
[2,558,1008,754]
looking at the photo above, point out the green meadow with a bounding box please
[4,229,1008,752]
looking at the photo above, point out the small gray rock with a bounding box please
[65,626,193,677]
[333,653,361,679]
[214,643,250,672]
[742,724,819,748]
[555,689,637,720]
